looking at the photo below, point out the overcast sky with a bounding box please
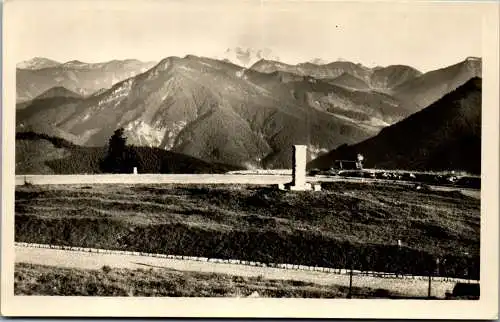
[7,0,484,72]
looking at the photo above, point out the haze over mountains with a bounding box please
[16,52,482,171]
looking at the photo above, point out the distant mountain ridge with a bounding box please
[392,56,482,109]
[17,57,61,70]
[16,58,157,102]
[308,77,482,174]
[249,58,422,92]
[34,86,83,100]
[16,86,84,111]
[17,57,157,71]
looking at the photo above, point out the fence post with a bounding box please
[468,259,471,284]
[428,257,435,298]
[464,252,471,283]
[428,273,432,298]
[347,264,353,299]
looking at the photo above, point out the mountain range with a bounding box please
[391,57,482,109]
[17,57,62,70]
[16,58,157,103]
[16,53,482,171]
[308,77,482,174]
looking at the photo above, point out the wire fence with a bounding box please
[15,242,479,299]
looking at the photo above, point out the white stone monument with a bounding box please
[288,145,311,190]
[278,145,321,191]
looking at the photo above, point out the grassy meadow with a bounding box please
[15,182,480,279]
[15,263,412,298]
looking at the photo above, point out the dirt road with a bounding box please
[16,174,292,186]
[15,245,459,298]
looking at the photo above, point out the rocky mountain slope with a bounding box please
[392,57,482,110]
[16,59,157,102]
[240,68,411,125]
[308,77,482,174]
[327,72,371,91]
[250,57,481,115]
[370,65,423,90]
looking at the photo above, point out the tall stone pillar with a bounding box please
[291,145,307,187]
[286,145,315,191]
[277,145,321,191]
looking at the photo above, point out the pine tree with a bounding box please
[100,128,132,173]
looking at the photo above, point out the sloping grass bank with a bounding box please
[15,263,401,298]
[15,182,480,279]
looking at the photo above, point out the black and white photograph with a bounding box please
[1,0,499,318]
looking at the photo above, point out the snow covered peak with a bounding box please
[309,58,329,65]
[217,47,280,68]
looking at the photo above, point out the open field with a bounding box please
[15,181,480,279]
